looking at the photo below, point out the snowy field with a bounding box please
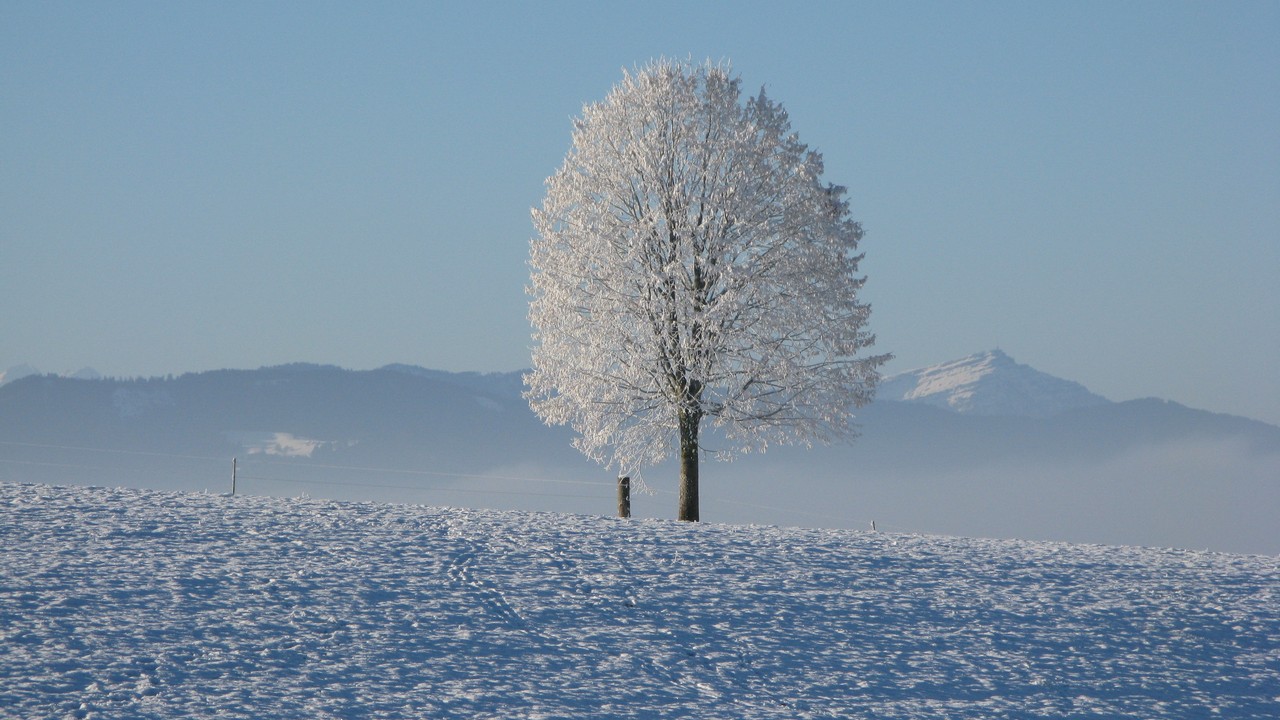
[2,483,1278,719]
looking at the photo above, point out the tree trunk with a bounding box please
[677,409,700,522]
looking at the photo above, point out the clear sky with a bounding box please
[3,1,1277,425]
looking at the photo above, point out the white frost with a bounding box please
[526,59,887,478]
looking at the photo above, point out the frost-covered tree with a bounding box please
[526,60,888,522]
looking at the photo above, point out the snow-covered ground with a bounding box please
[3,483,1277,719]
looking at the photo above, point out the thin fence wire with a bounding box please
[246,456,615,488]
[0,440,224,463]
[237,474,609,501]
[1,439,918,532]
[0,440,619,504]
[0,458,106,471]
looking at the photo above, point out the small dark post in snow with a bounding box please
[232,457,237,496]
[617,476,631,519]
[871,520,877,532]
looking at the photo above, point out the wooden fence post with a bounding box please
[617,476,631,519]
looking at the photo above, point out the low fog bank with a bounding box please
[690,437,1280,555]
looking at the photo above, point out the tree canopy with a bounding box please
[526,59,888,521]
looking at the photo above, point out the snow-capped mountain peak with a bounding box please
[877,349,1110,418]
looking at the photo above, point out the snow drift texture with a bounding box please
[3,483,1277,719]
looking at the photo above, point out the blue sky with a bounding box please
[3,1,1277,425]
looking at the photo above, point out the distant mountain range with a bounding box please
[0,364,100,385]
[2,353,1277,554]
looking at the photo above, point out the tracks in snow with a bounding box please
[445,550,527,629]
[441,514,804,716]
